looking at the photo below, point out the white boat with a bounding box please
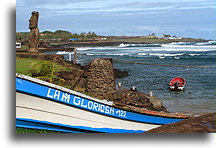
[16,73,191,133]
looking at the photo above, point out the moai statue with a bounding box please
[28,11,39,53]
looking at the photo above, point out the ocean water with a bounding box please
[50,41,216,114]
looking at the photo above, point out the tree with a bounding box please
[41,30,53,34]
[16,32,23,42]
[53,30,72,40]
[54,30,71,35]
[163,34,171,37]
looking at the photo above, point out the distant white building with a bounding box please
[16,42,21,49]
[93,38,107,41]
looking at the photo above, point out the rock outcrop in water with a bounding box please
[115,89,168,112]
[113,68,129,78]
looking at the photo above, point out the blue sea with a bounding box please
[49,41,216,114]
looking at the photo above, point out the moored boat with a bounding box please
[169,77,186,91]
[16,73,191,133]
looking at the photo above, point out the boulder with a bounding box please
[145,113,216,133]
[38,40,51,48]
[113,68,129,78]
[115,89,167,112]
[58,70,85,89]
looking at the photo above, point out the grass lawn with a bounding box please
[16,56,71,75]
[16,57,40,75]
[16,128,61,133]
[16,56,71,133]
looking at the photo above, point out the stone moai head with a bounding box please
[29,11,39,30]
[28,11,39,53]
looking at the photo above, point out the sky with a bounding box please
[16,0,216,39]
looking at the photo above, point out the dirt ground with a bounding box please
[145,113,215,133]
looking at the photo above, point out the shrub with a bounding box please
[30,61,54,77]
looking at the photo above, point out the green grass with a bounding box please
[16,57,71,75]
[16,57,39,75]
[16,127,62,133]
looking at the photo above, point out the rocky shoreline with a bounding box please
[18,38,209,52]
[145,112,216,133]
[16,52,167,112]
[43,38,207,48]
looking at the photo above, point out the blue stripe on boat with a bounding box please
[16,118,145,133]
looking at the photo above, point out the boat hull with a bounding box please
[16,74,189,133]
[16,92,160,133]
[169,86,184,91]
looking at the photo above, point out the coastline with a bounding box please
[15,38,210,53]
[48,38,208,48]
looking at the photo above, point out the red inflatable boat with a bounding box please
[169,77,186,91]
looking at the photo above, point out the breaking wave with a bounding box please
[55,41,215,61]
[119,43,161,48]
[148,53,184,57]
[77,47,90,51]
[86,53,127,56]
[56,51,73,54]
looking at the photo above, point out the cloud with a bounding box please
[136,26,160,32]
[17,0,216,16]
[16,0,215,39]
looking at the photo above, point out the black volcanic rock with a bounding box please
[114,89,168,112]
[145,113,216,133]
[113,68,129,78]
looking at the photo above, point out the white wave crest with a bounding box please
[137,53,148,56]
[161,44,188,48]
[189,54,200,56]
[119,43,161,48]
[86,53,126,56]
[169,42,192,45]
[76,47,91,51]
[118,43,129,47]
[56,51,72,54]
[208,40,216,43]
[149,53,184,57]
